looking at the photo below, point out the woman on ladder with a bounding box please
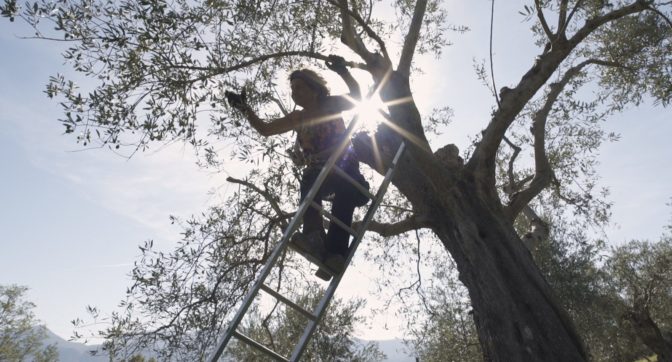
[225,55,369,280]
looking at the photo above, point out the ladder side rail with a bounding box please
[288,252,350,362]
[354,141,406,238]
[288,142,406,362]
[207,194,309,361]
[207,117,361,361]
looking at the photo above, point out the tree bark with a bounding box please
[356,137,587,360]
[430,176,587,361]
[354,67,587,361]
[625,307,672,362]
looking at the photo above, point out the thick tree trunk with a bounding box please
[356,135,587,360]
[429,175,587,361]
[353,68,587,361]
[625,307,672,362]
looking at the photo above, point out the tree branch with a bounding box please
[498,136,550,251]
[397,0,428,77]
[564,0,585,30]
[502,135,522,193]
[535,0,555,40]
[569,1,650,48]
[326,0,390,62]
[469,1,647,184]
[180,51,365,85]
[490,0,501,107]
[645,3,672,29]
[270,94,290,116]
[226,177,291,229]
[557,0,569,38]
[354,214,430,237]
[328,0,377,63]
[505,58,623,220]
[144,258,262,337]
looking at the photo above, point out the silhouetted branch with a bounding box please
[227,177,291,229]
[398,0,428,76]
[355,214,430,237]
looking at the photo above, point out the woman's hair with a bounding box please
[289,69,330,98]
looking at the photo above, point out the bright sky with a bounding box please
[1,0,670,348]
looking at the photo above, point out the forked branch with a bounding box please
[501,137,550,251]
[326,0,390,62]
[328,0,379,64]
[472,1,647,181]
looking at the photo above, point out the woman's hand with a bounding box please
[325,55,348,75]
[225,89,248,111]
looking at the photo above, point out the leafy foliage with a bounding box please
[604,234,672,360]
[227,285,385,361]
[0,285,59,362]
[0,0,449,157]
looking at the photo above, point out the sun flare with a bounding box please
[346,96,387,132]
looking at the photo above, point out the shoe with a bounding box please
[314,268,332,281]
[324,254,346,275]
[290,232,326,264]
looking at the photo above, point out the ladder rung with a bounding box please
[310,201,358,237]
[331,165,375,200]
[232,330,289,362]
[260,284,317,321]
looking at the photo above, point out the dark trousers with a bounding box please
[300,161,367,257]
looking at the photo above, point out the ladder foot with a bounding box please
[290,232,326,262]
[323,254,346,275]
[314,268,332,281]
[313,254,345,281]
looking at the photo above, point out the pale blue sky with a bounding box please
[1,1,670,344]
[1,20,228,340]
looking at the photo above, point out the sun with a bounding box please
[346,95,387,132]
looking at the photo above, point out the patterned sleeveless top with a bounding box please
[297,117,345,157]
[295,95,347,160]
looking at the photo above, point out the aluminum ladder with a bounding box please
[208,116,406,362]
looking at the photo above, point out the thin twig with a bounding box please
[489,0,500,107]
[226,177,290,229]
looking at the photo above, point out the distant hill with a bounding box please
[43,329,106,362]
[44,329,416,361]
